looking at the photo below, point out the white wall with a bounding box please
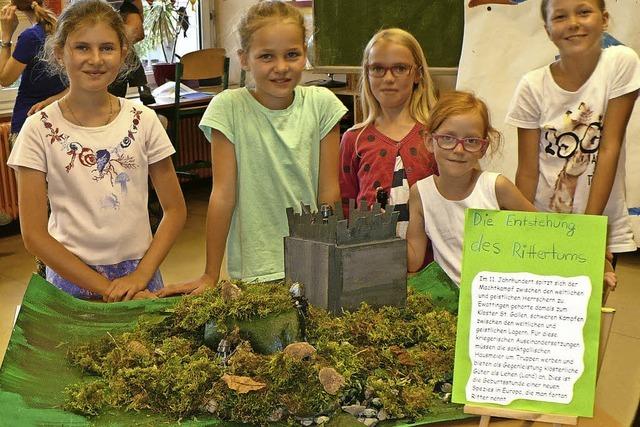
[214,0,258,84]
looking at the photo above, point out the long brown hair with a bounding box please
[13,0,57,35]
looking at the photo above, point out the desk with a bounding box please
[148,91,214,112]
[145,84,241,111]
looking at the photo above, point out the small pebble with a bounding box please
[377,408,388,421]
[203,398,218,414]
[300,417,314,426]
[362,418,377,427]
[315,416,330,425]
[362,408,377,418]
[371,398,383,408]
[342,405,366,416]
[441,382,452,393]
[268,407,284,422]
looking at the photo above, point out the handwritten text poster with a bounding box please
[452,210,606,417]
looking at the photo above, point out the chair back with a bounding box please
[169,48,230,175]
[177,48,229,87]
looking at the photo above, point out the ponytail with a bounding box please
[31,1,57,35]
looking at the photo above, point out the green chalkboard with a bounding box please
[312,0,464,68]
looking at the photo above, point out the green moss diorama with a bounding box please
[64,281,458,425]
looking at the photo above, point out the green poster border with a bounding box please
[452,209,606,417]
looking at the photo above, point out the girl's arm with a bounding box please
[157,129,237,297]
[105,157,186,302]
[0,5,25,87]
[318,123,341,206]
[339,130,360,217]
[585,90,639,215]
[515,127,541,203]
[17,167,112,297]
[496,175,537,212]
[603,257,616,304]
[406,184,429,272]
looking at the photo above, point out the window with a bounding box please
[137,0,204,68]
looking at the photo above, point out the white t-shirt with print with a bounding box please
[8,98,175,265]
[506,45,640,252]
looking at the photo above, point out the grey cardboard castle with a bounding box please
[284,200,407,314]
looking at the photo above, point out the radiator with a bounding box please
[0,122,18,220]
[174,115,212,179]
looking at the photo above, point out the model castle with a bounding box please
[284,200,407,314]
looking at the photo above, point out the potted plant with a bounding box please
[140,0,193,85]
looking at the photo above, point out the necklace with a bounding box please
[64,96,114,127]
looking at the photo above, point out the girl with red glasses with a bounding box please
[406,91,536,286]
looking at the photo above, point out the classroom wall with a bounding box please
[213,0,258,84]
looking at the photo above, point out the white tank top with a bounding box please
[416,171,501,286]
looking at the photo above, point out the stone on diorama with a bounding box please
[284,200,407,314]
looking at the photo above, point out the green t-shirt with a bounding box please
[199,86,347,282]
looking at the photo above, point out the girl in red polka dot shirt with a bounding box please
[339,28,438,244]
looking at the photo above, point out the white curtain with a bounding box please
[456,0,640,246]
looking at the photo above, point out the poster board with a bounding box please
[452,209,607,417]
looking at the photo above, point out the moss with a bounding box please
[65,283,458,424]
[64,380,110,416]
[171,282,294,333]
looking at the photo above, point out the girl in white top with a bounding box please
[406,91,536,286]
[506,0,640,255]
[7,0,186,302]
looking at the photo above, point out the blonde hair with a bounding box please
[355,28,437,131]
[42,0,136,82]
[13,0,56,35]
[426,91,502,156]
[237,0,306,53]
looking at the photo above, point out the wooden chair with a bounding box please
[170,48,229,175]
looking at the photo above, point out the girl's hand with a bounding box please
[28,90,68,115]
[155,273,216,297]
[27,100,49,116]
[0,5,18,40]
[104,273,147,302]
[132,289,159,300]
[603,271,617,292]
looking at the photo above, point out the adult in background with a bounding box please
[0,0,65,139]
[0,0,65,225]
